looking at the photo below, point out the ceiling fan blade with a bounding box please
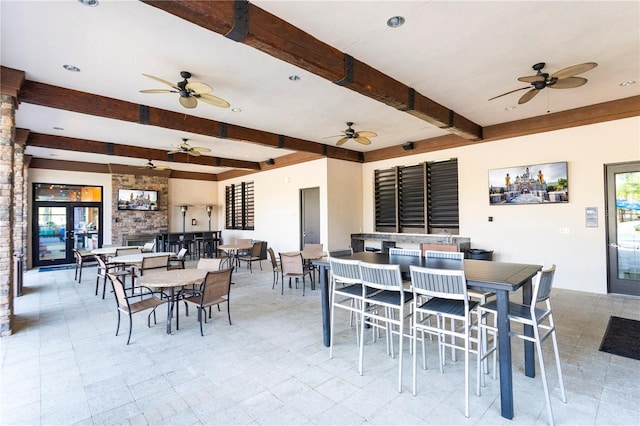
[186,81,213,95]
[549,76,588,89]
[179,96,197,109]
[154,165,170,170]
[142,73,180,90]
[167,150,181,155]
[187,150,201,156]
[193,146,211,153]
[336,137,349,146]
[518,88,540,104]
[354,136,372,145]
[488,86,530,101]
[551,62,597,80]
[517,75,546,83]
[356,131,377,138]
[322,134,344,139]
[197,93,230,108]
[139,89,177,93]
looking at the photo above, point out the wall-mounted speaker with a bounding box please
[266,158,275,165]
[402,142,414,151]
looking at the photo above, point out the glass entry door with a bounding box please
[606,161,640,296]
[34,203,102,267]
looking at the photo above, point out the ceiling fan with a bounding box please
[140,71,230,109]
[140,159,170,170]
[327,122,378,146]
[168,138,211,157]
[489,62,598,104]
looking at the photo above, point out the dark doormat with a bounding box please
[39,264,75,272]
[599,316,640,361]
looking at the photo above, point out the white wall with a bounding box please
[362,117,640,294]
[167,179,218,233]
[326,158,363,252]
[217,159,328,253]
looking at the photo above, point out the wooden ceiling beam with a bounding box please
[25,132,261,170]
[19,80,359,162]
[141,0,482,140]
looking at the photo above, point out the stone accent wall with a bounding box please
[111,174,169,246]
[0,94,15,336]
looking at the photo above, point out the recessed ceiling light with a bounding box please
[63,64,80,72]
[387,16,405,28]
[288,75,301,81]
[53,126,64,131]
[49,153,58,157]
[78,0,99,6]
[619,80,636,87]
[231,108,242,113]
[505,106,516,111]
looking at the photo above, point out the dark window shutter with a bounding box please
[225,181,255,231]
[375,168,398,232]
[427,159,459,232]
[399,164,426,232]
[225,185,234,229]
[244,181,254,230]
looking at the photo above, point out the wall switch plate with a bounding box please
[559,227,570,234]
[488,216,493,222]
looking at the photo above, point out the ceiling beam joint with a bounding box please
[334,54,354,86]
[225,0,249,42]
[139,105,150,125]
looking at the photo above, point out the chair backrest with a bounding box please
[268,247,279,268]
[107,273,129,311]
[258,241,268,260]
[236,238,252,247]
[197,258,223,271]
[142,242,155,252]
[533,264,556,304]
[73,248,83,264]
[409,265,468,301]
[424,250,464,260]
[389,247,422,257]
[329,257,361,285]
[95,254,107,274]
[303,243,323,252]
[280,252,303,274]
[176,247,188,260]
[116,247,142,256]
[251,241,263,257]
[421,243,458,256]
[329,248,353,257]
[140,254,170,272]
[359,262,403,292]
[200,268,233,305]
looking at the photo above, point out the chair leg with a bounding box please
[227,302,232,325]
[115,310,121,336]
[198,307,204,336]
[126,314,133,345]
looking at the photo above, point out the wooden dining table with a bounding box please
[313,251,541,420]
[137,268,208,334]
[218,243,253,267]
[107,251,176,266]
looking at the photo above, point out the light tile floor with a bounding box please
[1,262,639,425]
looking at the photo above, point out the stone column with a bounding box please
[0,94,15,336]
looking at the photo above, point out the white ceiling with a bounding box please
[1,0,638,175]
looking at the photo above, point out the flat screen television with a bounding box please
[117,189,159,211]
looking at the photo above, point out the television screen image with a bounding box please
[488,161,568,205]
[117,189,159,211]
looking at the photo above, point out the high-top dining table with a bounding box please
[137,268,208,334]
[313,251,541,420]
[218,243,253,267]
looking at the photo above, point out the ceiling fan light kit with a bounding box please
[167,138,211,157]
[140,71,230,109]
[489,61,597,105]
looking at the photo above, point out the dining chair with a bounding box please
[477,265,566,426]
[94,255,132,299]
[303,243,323,279]
[425,249,494,363]
[328,256,363,359]
[167,248,188,270]
[131,254,170,296]
[107,273,167,345]
[141,242,155,253]
[73,248,93,283]
[279,252,313,296]
[420,243,458,255]
[238,241,265,272]
[182,268,234,336]
[115,246,142,256]
[389,247,422,257]
[408,265,481,418]
[267,247,281,290]
[358,262,413,393]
